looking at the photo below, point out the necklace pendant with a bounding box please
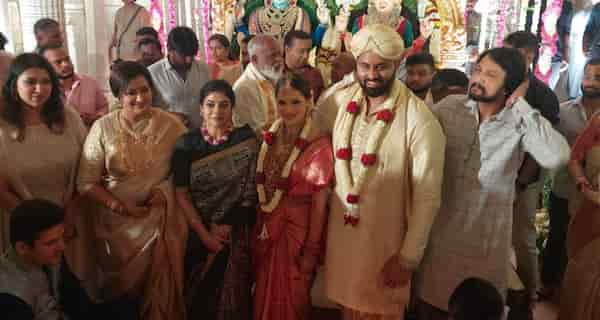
[258,223,270,240]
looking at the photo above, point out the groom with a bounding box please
[322,24,446,320]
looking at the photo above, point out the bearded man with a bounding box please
[322,24,446,320]
[40,44,108,126]
[416,47,570,320]
[233,35,284,131]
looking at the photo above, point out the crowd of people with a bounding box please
[0,2,599,320]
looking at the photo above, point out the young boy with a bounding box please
[0,199,93,319]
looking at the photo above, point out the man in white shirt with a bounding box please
[149,26,210,129]
[232,35,284,132]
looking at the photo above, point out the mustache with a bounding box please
[470,83,484,90]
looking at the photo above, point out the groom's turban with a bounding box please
[350,23,405,61]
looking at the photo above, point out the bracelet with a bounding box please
[108,199,121,212]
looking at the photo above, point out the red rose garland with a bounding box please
[335,100,396,227]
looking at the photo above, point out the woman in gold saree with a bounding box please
[563,114,600,320]
[76,61,187,319]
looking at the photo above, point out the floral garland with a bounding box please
[535,0,563,84]
[167,0,177,30]
[336,100,395,227]
[494,0,510,47]
[256,117,312,213]
[149,0,166,47]
[201,126,232,145]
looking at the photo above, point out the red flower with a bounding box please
[263,131,275,145]
[360,153,377,166]
[295,137,309,150]
[336,147,352,160]
[346,193,360,204]
[344,214,360,226]
[255,172,266,185]
[275,177,290,191]
[346,101,359,114]
[376,109,395,123]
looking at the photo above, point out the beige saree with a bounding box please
[0,106,86,252]
[71,108,187,320]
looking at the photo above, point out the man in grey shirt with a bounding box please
[149,26,209,129]
[416,48,569,320]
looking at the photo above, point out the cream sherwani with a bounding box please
[314,72,356,132]
[324,79,446,315]
[232,63,277,131]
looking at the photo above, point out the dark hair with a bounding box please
[10,199,65,246]
[136,27,159,40]
[109,61,156,98]
[284,30,312,49]
[503,31,539,55]
[448,278,504,320]
[406,53,435,69]
[137,37,161,51]
[38,42,65,57]
[199,80,236,107]
[167,26,199,57]
[1,53,65,140]
[431,68,469,90]
[208,34,231,49]
[276,72,312,99]
[33,18,59,35]
[0,32,7,51]
[242,34,255,45]
[477,47,527,96]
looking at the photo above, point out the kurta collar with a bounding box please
[465,99,513,124]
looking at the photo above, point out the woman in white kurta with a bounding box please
[0,53,86,252]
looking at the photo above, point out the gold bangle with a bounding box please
[109,200,120,211]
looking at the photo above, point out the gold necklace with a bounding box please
[258,6,298,38]
[116,110,158,175]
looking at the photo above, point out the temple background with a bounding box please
[0,0,598,89]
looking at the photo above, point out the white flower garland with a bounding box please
[335,97,396,226]
[256,117,312,213]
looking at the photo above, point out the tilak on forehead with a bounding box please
[350,23,405,61]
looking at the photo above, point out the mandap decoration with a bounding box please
[535,0,564,84]
[246,0,316,43]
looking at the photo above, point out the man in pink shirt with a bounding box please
[40,44,108,126]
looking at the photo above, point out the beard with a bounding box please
[58,71,74,80]
[468,83,504,103]
[582,85,600,99]
[261,65,284,82]
[409,84,430,95]
[359,76,395,97]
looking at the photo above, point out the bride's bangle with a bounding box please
[108,199,121,212]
